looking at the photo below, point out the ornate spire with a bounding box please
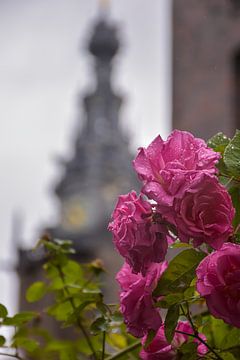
[50,14,137,248]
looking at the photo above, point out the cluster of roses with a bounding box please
[109,130,239,358]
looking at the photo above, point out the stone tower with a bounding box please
[172,0,240,139]
[18,14,137,317]
[47,17,137,256]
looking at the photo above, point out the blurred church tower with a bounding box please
[17,7,137,323]
[172,0,240,139]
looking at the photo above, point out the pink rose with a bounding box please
[140,321,208,359]
[159,173,234,249]
[196,243,240,327]
[116,261,168,338]
[108,191,168,275]
[133,130,220,207]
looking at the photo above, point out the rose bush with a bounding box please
[3,129,240,360]
[108,130,240,359]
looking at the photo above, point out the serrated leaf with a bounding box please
[208,132,230,154]
[0,304,8,318]
[26,281,47,303]
[154,249,205,296]
[164,304,179,343]
[224,130,240,178]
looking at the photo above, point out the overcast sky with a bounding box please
[0,0,171,315]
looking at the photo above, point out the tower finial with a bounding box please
[99,0,110,17]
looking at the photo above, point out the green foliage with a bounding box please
[208,132,230,154]
[0,303,8,318]
[26,281,47,302]
[154,249,205,296]
[229,186,240,229]
[178,342,198,360]
[224,130,240,178]
[164,304,180,343]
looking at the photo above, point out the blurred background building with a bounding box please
[173,0,240,139]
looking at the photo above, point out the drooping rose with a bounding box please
[158,172,234,249]
[116,261,167,338]
[133,130,220,207]
[196,243,240,327]
[108,191,168,275]
[140,321,208,359]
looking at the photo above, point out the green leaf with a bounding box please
[221,353,236,360]
[170,242,193,249]
[179,342,198,360]
[144,329,156,349]
[47,301,73,322]
[154,249,205,296]
[208,132,230,154]
[224,130,240,178]
[164,304,180,343]
[3,312,37,326]
[0,303,8,318]
[220,327,240,350]
[107,333,127,349]
[229,187,240,229]
[0,335,6,346]
[155,293,184,308]
[91,317,109,335]
[13,337,39,352]
[26,281,47,302]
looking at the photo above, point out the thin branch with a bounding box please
[175,330,223,360]
[179,302,223,360]
[56,265,97,360]
[0,352,24,360]
[102,331,106,360]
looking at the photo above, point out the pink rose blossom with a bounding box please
[196,243,240,327]
[108,191,168,275]
[140,321,208,359]
[133,130,220,207]
[159,172,234,249]
[116,261,168,338]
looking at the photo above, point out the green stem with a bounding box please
[106,340,141,360]
[56,265,97,360]
[102,331,106,360]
